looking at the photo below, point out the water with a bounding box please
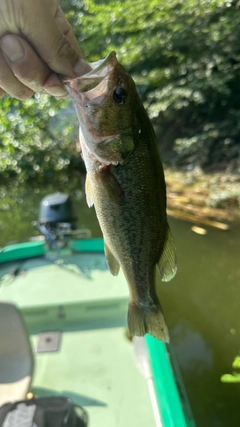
[1,184,240,426]
[160,218,240,426]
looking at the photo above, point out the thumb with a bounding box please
[22,0,91,77]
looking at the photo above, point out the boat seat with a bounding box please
[0,302,33,406]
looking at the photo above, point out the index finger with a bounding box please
[21,0,89,77]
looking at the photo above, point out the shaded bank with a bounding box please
[165,167,240,229]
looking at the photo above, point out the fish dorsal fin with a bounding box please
[158,223,177,282]
[85,174,94,207]
[104,241,120,276]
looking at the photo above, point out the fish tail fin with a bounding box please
[128,303,169,342]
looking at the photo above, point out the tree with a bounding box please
[1,0,240,183]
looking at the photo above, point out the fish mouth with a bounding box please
[63,51,118,100]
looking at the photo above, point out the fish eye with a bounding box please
[112,87,128,105]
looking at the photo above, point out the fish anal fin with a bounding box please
[85,174,94,207]
[128,303,169,342]
[104,242,120,276]
[158,223,177,282]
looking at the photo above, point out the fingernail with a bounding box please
[1,35,25,62]
[45,85,67,97]
[74,58,92,76]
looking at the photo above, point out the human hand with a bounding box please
[0,0,91,99]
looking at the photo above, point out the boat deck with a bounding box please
[31,325,155,427]
[0,246,156,427]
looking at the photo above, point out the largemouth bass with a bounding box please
[64,52,177,342]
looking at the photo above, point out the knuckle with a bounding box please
[50,35,76,64]
[55,35,71,58]
[63,24,72,39]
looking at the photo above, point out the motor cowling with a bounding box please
[39,193,75,230]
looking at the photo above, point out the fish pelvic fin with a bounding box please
[128,303,169,342]
[158,223,177,282]
[104,241,120,276]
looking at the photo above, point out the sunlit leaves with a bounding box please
[0,94,82,183]
[221,356,240,383]
[1,0,240,180]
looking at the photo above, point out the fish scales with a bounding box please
[87,129,167,294]
[64,51,177,341]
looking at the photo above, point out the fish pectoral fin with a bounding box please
[85,174,94,207]
[104,242,120,276]
[98,167,124,205]
[158,223,177,282]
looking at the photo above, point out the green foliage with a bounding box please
[1,0,240,182]
[221,356,240,383]
[73,0,240,168]
[0,95,84,184]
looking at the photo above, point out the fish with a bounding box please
[64,52,177,342]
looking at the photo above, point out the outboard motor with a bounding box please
[36,193,76,248]
[39,193,75,231]
[34,192,91,252]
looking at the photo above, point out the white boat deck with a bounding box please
[0,250,157,427]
